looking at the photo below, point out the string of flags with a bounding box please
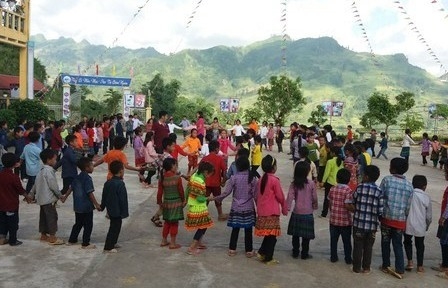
[429,0,448,20]
[172,0,205,54]
[394,0,447,74]
[280,0,288,69]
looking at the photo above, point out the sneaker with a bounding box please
[65,241,78,246]
[9,240,23,246]
[264,259,280,265]
[103,248,118,253]
[301,254,313,260]
[81,244,96,249]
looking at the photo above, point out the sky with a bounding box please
[30,0,448,76]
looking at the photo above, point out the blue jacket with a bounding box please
[55,146,78,179]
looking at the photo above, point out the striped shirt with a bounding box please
[353,182,383,232]
[329,184,353,226]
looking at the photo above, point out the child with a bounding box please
[404,175,432,273]
[95,121,103,155]
[133,126,145,176]
[101,161,128,253]
[182,128,201,174]
[305,133,319,169]
[317,136,328,183]
[29,149,66,245]
[286,161,318,260]
[343,143,359,192]
[260,121,268,149]
[275,124,284,153]
[251,135,262,178]
[73,124,84,150]
[143,131,158,188]
[86,120,95,158]
[218,129,236,165]
[66,157,102,249]
[227,148,250,180]
[157,158,185,250]
[9,127,26,179]
[254,155,288,264]
[267,123,275,152]
[400,129,415,163]
[294,147,317,181]
[430,135,441,168]
[328,168,353,264]
[379,157,414,276]
[0,153,30,246]
[346,125,353,143]
[420,132,431,166]
[201,140,227,221]
[185,161,215,255]
[434,172,448,277]
[350,165,383,274]
[440,139,448,170]
[210,156,257,257]
[20,131,42,193]
[320,146,344,218]
[376,132,388,160]
[200,133,213,157]
[55,135,79,195]
[168,133,189,160]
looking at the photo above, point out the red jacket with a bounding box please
[255,173,287,216]
[50,128,63,151]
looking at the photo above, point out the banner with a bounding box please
[220,99,230,112]
[322,101,344,117]
[61,74,131,87]
[135,94,146,108]
[219,98,240,113]
[62,87,71,119]
[230,98,240,113]
[125,94,135,107]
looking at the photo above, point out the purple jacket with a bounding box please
[215,171,257,212]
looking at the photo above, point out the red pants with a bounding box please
[162,222,179,238]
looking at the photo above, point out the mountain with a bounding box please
[30,34,448,126]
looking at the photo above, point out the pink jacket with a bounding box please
[255,173,287,216]
[144,141,158,164]
[218,138,236,154]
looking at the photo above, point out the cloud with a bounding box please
[30,0,448,76]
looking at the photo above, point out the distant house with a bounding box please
[0,74,46,108]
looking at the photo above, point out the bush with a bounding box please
[8,99,50,123]
[0,109,17,127]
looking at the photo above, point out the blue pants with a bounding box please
[330,224,352,263]
[381,224,405,273]
[376,148,388,159]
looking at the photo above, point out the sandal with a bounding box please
[160,242,170,247]
[405,264,414,271]
[228,250,237,257]
[436,272,448,279]
[151,216,163,227]
[169,244,182,250]
[48,238,65,245]
[197,244,207,249]
[245,251,256,258]
[186,248,200,255]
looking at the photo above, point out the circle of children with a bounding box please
[0,112,448,280]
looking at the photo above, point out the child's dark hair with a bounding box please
[73,124,81,133]
[1,152,19,168]
[364,165,380,182]
[168,133,177,142]
[330,146,343,166]
[293,161,310,189]
[235,156,254,184]
[254,135,262,151]
[235,136,244,145]
[298,146,310,161]
[162,137,175,150]
[33,123,42,131]
[143,131,154,146]
[236,148,250,158]
[412,175,427,190]
[390,157,408,175]
[380,132,386,137]
[77,157,92,171]
[134,126,142,135]
[205,133,213,143]
[197,161,214,176]
[160,158,177,182]
[336,168,351,185]
[65,134,76,144]
[40,149,57,163]
[13,127,23,134]
[432,135,439,141]
[208,140,220,152]
[113,136,127,150]
[190,128,197,135]
[422,132,428,139]
[260,155,277,195]
[247,128,255,136]
[344,143,358,159]
[109,160,124,175]
[28,131,40,143]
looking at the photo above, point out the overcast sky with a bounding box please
[30,0,448,76]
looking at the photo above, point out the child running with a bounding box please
[286,161,318,260]
[185,161,215,255]
[157,158,185,250]
[66,157,102,249]
[404,175,432,273]
[210,156,257,257]
[182,128,202,174]
[255,155,288,264]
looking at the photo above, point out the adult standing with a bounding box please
[146,118,153,133]
[209,117,224,141]
[370,129,377,157]
[102,117,111,155]
[230,119,246,138]
[132,114,143,131]
[179,116,190,140]
[248,118,259,135]
[50,121,64,159]
[152,111,170,154]
[400,129,415,164]
[196,111,206,145]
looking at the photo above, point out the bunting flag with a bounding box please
[280,0,288,69]
[429,0,448,20]
[77,64,81,75]
[394,0,447,74]
[130,67,134,78]
[112,65,116,76]
[95,64,99,75]
[186,0,204,29]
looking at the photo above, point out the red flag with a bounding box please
[95,64,99,75]
[130,67,134,78]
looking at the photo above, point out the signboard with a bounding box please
[61,74,132,87]
[135,94,146,108]
[220,98,240,113]
[125,94,134,107]
[63,90,71,118]
[322,101,344,117]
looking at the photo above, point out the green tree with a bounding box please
[0,109,18,128]
[243,107,264,124]
[141,73,181,117]
[433,104,448,118]
[173,96,214,122]
[359,112,379,129]
[395,91,415,113]
[104,89,122,115]
[256,75,306,126]
[307,105,328,126]
[9,99,50,122]
[400,113,424,133]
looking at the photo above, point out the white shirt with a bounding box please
[231,125,246,136]
[168,123,182,134]
[132,118,143,130]
[260,126,268,139]
[405,188,432,237]
[402,134,416,147]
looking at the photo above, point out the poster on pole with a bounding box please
[230,98,240,113]
[62,90,71,118]
[220,99,230,112]
[134,94,146,108]
[322,101,344,117]
[125,94,135,107]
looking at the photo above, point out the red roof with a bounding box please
[0,74,45,91]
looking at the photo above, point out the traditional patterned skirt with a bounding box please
[162,194,184,222]
[437,221,448,245]
[227,209,256,229]
[400,147,410,157]
[188,155,199,168]
[287,213,315,239]
[268,139,274,146]
[255,215,281,237]
[185,204,213,231]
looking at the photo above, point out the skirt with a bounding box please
[421,151,429,157]
[255,215,281,237]
[162,200,184,222]
[185,205,213,231]
[437,221,448,245]
[268,139,274,146]
[400,147,410,157]
[287,213,315,239]
[227,209,256,229]
[188,155,199,168]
